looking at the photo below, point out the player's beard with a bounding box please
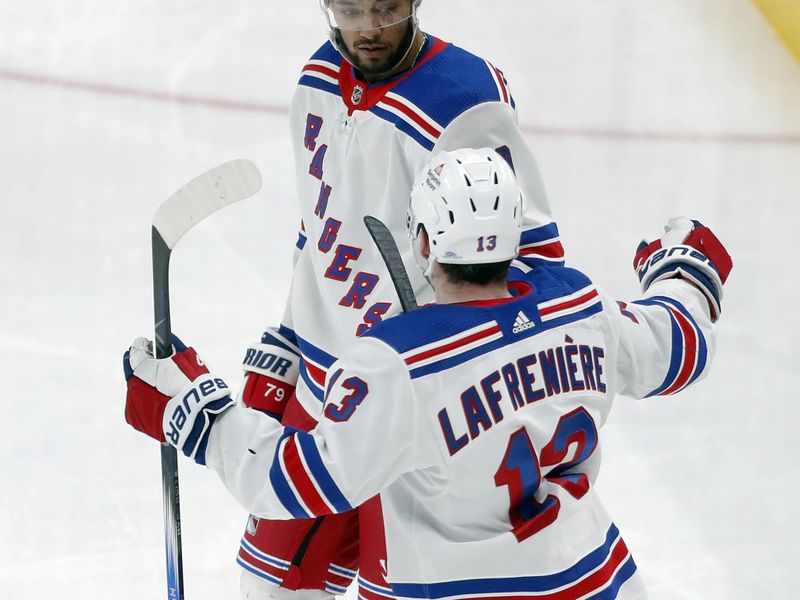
[345,18,416,80]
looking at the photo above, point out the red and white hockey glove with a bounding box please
[240,327,301,420]
[633,217,733,321]
[123,336,233,465]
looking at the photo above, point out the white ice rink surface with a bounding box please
[2,2,799,599]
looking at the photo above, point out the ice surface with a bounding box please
[1,2,798,599]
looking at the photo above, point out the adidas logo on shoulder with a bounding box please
[512,310,535,334]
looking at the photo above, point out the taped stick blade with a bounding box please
[153,159,262,249]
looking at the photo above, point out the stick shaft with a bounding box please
[147,159,261,599]
[152,226,185,600]
[363,216,418,313]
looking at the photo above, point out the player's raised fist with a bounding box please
[633,217,732,321]
[123,336,233,464]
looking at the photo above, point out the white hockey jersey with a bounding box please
[278,36,564,420]
[208,266,717,600]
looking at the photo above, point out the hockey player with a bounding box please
[124,148,733,600]
[234,0,563,598]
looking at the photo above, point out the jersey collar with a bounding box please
[454,281,534,308]
[338,35,447,114]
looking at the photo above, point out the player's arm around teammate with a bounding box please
[124,148,732,600]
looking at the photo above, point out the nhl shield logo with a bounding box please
[351,85,364,105]
[246,515,260,535]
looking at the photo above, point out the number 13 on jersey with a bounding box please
[494,407,599,542]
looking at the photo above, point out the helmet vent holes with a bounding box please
[494,172,499,184]
[463,174,472,187]
[448,211,455,224]
[494,195,500,210]
[469,198,477,212]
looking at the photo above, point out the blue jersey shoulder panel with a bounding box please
[519,265,595,303]
[309,41,342,65]
[363,302,494,356]
[363,267,603,379]
[298,42,344,96]
[392,40,510,128]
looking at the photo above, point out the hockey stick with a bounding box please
[151,159,262,600]
[363,216,418,312]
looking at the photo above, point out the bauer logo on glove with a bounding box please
[633,217,732,321]
[123,335,234,465]
[163,373,229,446]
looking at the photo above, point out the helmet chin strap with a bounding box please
[331,6,420,81]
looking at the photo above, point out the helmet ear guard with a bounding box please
[407,148,524,281]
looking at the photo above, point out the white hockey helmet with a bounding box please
[319,0,422,70]
[407,148,524,279]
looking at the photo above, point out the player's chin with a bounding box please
[353,53,391,74]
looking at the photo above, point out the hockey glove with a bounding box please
[240,327,300,420]
[633,217,733,321]
[123,336,233,464]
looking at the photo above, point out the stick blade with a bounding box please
[153,159,262,249]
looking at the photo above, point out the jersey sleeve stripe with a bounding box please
[298,74,340,96]
[299,59,341,90]
[303,358,328,387]
[390,525,636,599]
[295,432,354,513]
[538,286,601,322]
[299,355,329,402]
[368,92,443,150]
[262,329,301,355]
[302,66,340,85]
[485,60,510,104]
[659,306,700,395]
[403,322,502,367]
[520,223,561,245]
[518,240,566,260]
[517,223,565,265]
[372,102,440,148]
[382,92,443,138]
[656,297,708,393]
[281,434,336,515]
[304,59,340,76]
[268,435,313,518]
[296,335,339,402]
[299,363,326,402]
[635,297,708,397]
[373,105,436,150]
